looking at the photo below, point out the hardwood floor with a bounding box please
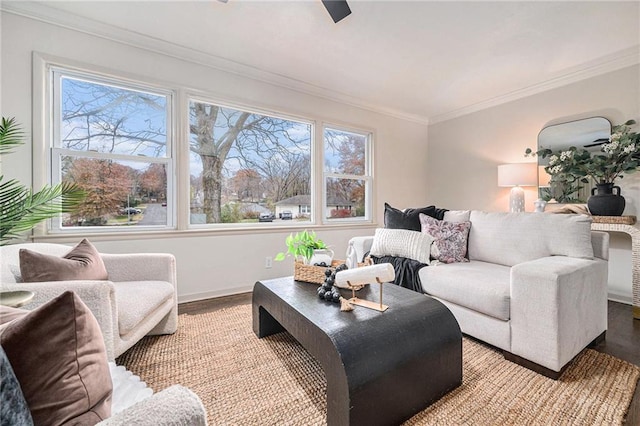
[179,296,640,424]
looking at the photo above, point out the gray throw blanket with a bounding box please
[369,255,427,293]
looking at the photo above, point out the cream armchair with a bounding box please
[0,243,178,360]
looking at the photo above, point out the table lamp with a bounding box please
[498,163,537,212]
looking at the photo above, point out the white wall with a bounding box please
[428,65,640,302]
[0,11,430,302]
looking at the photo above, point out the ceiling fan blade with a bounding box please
[321,0,351,23]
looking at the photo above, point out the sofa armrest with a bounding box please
[4,280,118,360]
[510,256,608,372]
[347,236,374,263]
[102,253,177,286]
[98,385,207,426]
[591,231,609,261]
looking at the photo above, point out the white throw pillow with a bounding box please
[369,228,433,264]
[443,210,471,223]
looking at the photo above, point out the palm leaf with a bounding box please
[0,117,25,155]
[0,180,85,244]
[0,178,86,244]
[0,116,86,244]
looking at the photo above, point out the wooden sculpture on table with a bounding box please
[335,263,395,312]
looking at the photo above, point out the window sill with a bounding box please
[32,222,379,244]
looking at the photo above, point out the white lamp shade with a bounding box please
[497,163,538,187]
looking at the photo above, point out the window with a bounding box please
[188,99,312,225]
[51,70,172,229]
[42,61,374,236]
[323,127,371,221]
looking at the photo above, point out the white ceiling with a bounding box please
[6,1,640,123]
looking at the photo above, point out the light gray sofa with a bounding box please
[0,243,178,360]
[348,210,609,378]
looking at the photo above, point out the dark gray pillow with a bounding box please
[384,203,448,231]
[0,345,34,426]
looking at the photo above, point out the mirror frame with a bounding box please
[537,117,611,203]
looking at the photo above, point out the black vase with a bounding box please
[587,183,625,216]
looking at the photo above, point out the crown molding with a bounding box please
[1,2,430,125]
[429,45,640,124]
[3,2,637,127]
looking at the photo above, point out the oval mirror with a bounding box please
[538,117,611,203]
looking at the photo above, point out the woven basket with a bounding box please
[294,258,371,284]
[294,260,344,284]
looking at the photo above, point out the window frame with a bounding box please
[48,66,176,233]
[322,124,373,224]
[32,54,375,240]
[185,93,316,229]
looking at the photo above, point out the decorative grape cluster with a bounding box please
[317,263,348,304]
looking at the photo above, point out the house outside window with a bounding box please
[51,69,173,230]
[323,126,372,221]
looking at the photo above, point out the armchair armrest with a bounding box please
[102,253,177,285]
[510,256,608,372]
[6,280,118,360]
[347,236,374,263]
[98,385,207,426]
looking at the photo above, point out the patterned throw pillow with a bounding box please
[420,213,471,264]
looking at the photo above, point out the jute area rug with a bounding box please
[117,304,639,425]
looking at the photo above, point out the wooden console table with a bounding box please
[591,215,640,320]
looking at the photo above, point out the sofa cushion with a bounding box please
[420,214,471,264]
[369,228,433,265]
[420,261,511,321]
[115,281,174,336]
[443,210,471,223]
[467,211,594,267]
[384,202,447,231]
[0,291,112,425]
[19,238,108,282]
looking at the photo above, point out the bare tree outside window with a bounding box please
[188,100,312,224]
[47,67,373,232]
[54,74,171,227]
[324,127,370,219]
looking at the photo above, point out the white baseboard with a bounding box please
[608,292,632,305]
[179,288,634,306]
[178,285,253,304]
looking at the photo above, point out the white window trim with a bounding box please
[322,123,374,224]
[185,93,317,228]
[31,53,375,240]
[46,62,176,233]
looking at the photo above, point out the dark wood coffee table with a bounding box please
[253,277,462,425]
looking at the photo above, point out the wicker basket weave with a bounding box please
[293,258,371,284]
[591,215,636,225]
[294,260,344,284]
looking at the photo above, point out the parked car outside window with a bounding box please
[281,211,293,220]
[122,207,142,215]
[259,212,274,222]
